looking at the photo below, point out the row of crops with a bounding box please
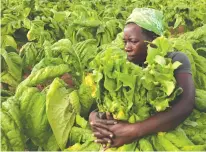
[1,0,206,151]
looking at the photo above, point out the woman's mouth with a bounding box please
[127,55,135,61]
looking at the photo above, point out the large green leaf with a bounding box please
[46,78,76,150]
[1,35,17,49]
[19,42,40,68]
[43,134,60,151]
[68,126,94,146]
[22,91,51,146]
[78,82,95,117]
[1,110,25,151]
[1,131,12,151]
[1,97,22,129]
[63,39,98,85]
[1,14,22,35]
[1,72,19,87]
[23,63,70,87]
[1,49,22,84]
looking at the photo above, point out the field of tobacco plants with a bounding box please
[1,0,206,151]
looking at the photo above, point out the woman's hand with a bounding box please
[92,120,141,148]
[89,111,117,144]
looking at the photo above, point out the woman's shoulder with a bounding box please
[167,51,188,60]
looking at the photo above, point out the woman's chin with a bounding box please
[127,56,136,63]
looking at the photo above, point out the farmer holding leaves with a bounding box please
[89,8,195,148]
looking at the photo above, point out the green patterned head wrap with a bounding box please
[126,8,164,36]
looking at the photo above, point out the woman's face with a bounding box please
[123,23,148,64]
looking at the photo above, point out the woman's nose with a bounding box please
[125,42,132,52]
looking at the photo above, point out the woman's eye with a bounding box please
[123,40,138,45]
[131,41,138,44]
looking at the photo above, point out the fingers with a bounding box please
[94,138,112,145]
[90,112,117,126]
[93,132,104,139]
[89,111,98,123]
[96,119,118,125]
[93,125,114,138]
[105,142,119,149]
[90,126,98,132]
[90,119,116,137]
[92,122,109,130]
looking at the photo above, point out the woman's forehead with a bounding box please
[123,23,143,38]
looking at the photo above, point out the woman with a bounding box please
[89,8,195,148]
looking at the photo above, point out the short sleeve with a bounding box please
[167,52,192,75]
